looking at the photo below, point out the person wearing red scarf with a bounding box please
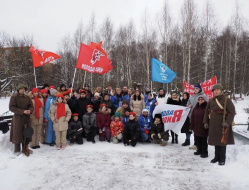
[49,94,72,150]
[40,89,48,144]
[29,88,44,149]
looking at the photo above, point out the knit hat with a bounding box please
[57,94,64,99]
[142,108,149,113]
[154,114,162,119]
[114,112,120,118]
[194,83,202,91]
[198,95,205,100]
[31,88,39,94]
[16,84,27,91]
[129,112,136,116]
[122,100,129,105]
[40,89,48,94]
[50,89,58,96]
[212,84,223,91]
[94,92,100,97]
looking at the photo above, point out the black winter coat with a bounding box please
[76,97,91,121]
[91,97,103,113]
[68,120,83,136]
[67,96,77,114]
[123,120,140,142]
[150,122,164,135]
[101,99,114,115]
[167,98,182,105]
[181,98,191,134]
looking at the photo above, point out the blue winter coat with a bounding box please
[44,96,56,120]
[138,115,151,132]
[123,116,129,127]
[111,95,123,109]
[145,98,155,119]
[123,95,131,103]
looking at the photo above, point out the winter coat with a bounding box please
[30,97,44,125]
[189,102,208,137]
[130,94,145,117]
[123,94,131,103]
[96,110,111,129]
[138,115,151,132]
[181,98,191,134]
[110,119,124,137]
[49,101,72,132]
[91,97,103,113]
[111,94,123,109]
[9,92,34,144]
[156,94,167,104]
[67,96,77,114]
[101,99,114,115]
[145,98,156,119]
[44,95,56,120]
[68,120,83,136]
[76,97,91,120]
[167,98,182,105]
[83,112,97,134]
[187,91,209,120]
[123,120,140,140]
[115,107,126,117]
[150,122,164,135]
[123,116,129,127]
[203,94,235,146]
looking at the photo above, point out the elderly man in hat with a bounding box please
[9,84,34,156]
[203,84,235,166]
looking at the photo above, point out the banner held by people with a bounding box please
[151,58,176,84]
[76,42,113,75]
[153,104,190,134]
[184,76,217,99]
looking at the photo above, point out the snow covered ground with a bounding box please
[0,96,249,190]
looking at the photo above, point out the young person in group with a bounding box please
[44,88,58,146]
[123,108,131,127]
[110,112,124,144]
[150,114,169,146]
[68,113,83,145]
[123,112,140,147]
[83,105,97,144]
[96,103,111,142]
[189,95,209,158]
[203,84,235,166]
[29,88,44,149]
[181,92,191,146]
[40,89,49,144]
[187,83,209,149]
[138,109,151,142]
[49,94,71,150]
[167,92,181,144]
[130,89,145,118]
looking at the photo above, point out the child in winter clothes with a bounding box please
[83,105,97,143]
[40,89,48,144]
[110,112,124,144]
[44,88,58,146]
[138,109,151,142]
[50,94,71,150]
[123,112,140,147]
[29,88,44,149]
[97,103,111,142]
[68,113,83,145]
[150,114,169,146]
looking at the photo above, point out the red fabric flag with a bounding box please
[184,76,217,99]
[76,43,113,74]
[90,41,108,57]
[30,44,61,67]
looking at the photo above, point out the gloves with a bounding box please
[222,122,229,127]
[99,129,102,133]
[144,129,149,135]
[204,123,209,129]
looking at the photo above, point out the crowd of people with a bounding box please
[9,82,235,166]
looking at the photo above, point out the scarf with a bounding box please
[34,96,42,118]
[56,103,66,119]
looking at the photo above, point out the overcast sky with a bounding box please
[1,0,249,52]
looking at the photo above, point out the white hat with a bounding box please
[94,92,100,97]
[142,108,149,113]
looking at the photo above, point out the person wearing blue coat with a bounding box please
[111,88,123,111]
[44,89,57,146]
[138,109,151,142]
[123,88,133,104]
[145,93,155,121]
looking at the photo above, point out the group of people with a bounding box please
[9,82,235,166]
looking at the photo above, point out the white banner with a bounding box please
[153,104,190,134]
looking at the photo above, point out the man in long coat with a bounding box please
[9,84,34,156]
[203,84,235,166]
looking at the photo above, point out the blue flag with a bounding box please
[151,58,176,83]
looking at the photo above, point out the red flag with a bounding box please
[184,76,217,99]
[30,44,61,67]
[76,43,113,74]
[90,41,108,57]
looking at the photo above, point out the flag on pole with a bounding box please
[151,58,176,83]
[76,42,113,75]
[30,44,61,67]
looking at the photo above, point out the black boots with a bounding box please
[210,146,226,166]
[182,139,190,146]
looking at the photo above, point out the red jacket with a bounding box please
[96,112,111,129]
[110,120,124,137]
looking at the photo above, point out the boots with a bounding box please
[182,139,190,146]
[171,131,174,144]
[175,135,178,144]
[14,144,21,156]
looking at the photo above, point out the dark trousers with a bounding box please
[86,127,97,141]
[214,146,226,162]
[123,134,137,147]
[69,134,83,144]
[170,131,178,141]
[195,136,208,155]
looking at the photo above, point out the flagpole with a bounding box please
[71,68,77,98]
[83,71,87,88]
[151,81,153,93]
[33,67,37,88]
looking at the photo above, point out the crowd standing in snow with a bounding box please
[9,83,235,166]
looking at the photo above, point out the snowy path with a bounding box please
[1,132,249,190]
